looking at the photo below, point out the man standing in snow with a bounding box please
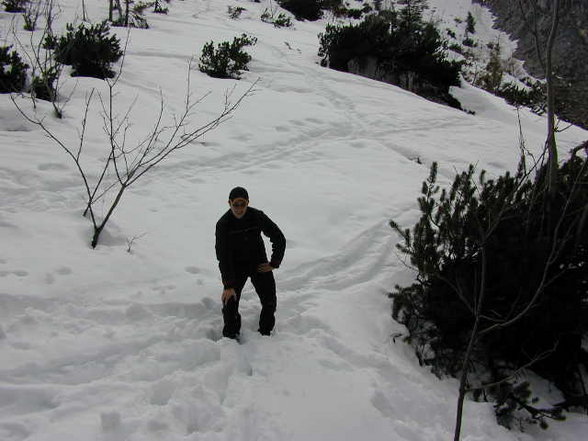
[215,187,286,340]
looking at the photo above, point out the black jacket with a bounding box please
[215,207,286,289]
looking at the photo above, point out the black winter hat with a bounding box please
[229,186,249,200]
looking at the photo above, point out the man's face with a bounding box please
[229,198,248,219]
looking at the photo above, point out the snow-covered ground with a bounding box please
[1,1,587,440]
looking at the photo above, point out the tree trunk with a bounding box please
[454,313,481,441]
[454,243,487,441]
[91,225,104,249]
[545,0,560,195]
[90,185,126,248]
[125,0,130,27]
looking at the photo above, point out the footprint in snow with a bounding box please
[55,266,72,276]
[37,163,68,172]
[0,270,29,277]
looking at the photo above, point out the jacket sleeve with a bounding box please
[215,219,234,289]
[259,211,286,268]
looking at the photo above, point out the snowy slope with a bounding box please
[1,1,587,441]
[428,0,529,85]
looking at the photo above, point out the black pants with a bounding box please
[222,264,277,338]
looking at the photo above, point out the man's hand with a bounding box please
[222,288,237,305]
[257,263,274,273]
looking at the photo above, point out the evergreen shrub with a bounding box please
[2,0,27,12]
[449,43,463,54]
[228,6,246,19]
[199,34,257,79]
[390,154,588,428]
[318,12,462,105]
[342,8,364,19]
[43,33,58,50]
[54,21,123,79]
[322,0,342,9]
[466,11,476,34]
[261,9,292,28]
[31,66,59,101]
[462,37,476,47]
[326,0,371,18]
[277,0,322,21]
[497,81,545,114]
[477,42,503,92]
[272,12,292,28]
[112,2,150,29]
[0,46,28,93]
[274,12,292,28]
[153,0,168,14]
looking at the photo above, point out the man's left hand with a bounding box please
[257,263,274,273]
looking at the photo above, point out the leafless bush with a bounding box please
[12,59,257,248]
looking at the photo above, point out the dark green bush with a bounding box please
[449,43,463,54]
[462,37,476,47]
[43,33,58,50]
[153,0,168,14]
[498,81,546,114]
[278,0,322,21]
[111,1,150,29]
[273,12,293,28]
[2,0,27,12]
[478,42,503,92]
[328,0,370,18]
[54,21,123,79]
[261,9,292,27]
[318,12,462,106]
[31,66,59,101]
[466,11,476,34]
[390,154,588,428]
[228,5,246,19]
[0,46,28,93]
[342,8,364,19]
[199,34,257,79]
[322,0,342,9]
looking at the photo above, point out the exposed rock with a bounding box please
[475,0,588,129]
[347,56,462,109]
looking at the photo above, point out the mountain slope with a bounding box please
[0,1,586,441]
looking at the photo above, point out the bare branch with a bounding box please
[77,89,94,161]
[126,232,147,253]
[570,140,588,158]
[127,79,258,186]
[479,162,582,337]
[466,343,557,393]
[11,94,98,229]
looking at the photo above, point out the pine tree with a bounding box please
[397,0,428,25]
[466,12,476,35]
[479,42,503,92]
[0,45,28,93]
[390,153,588,434]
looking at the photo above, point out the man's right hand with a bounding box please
[222,288,237,305]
